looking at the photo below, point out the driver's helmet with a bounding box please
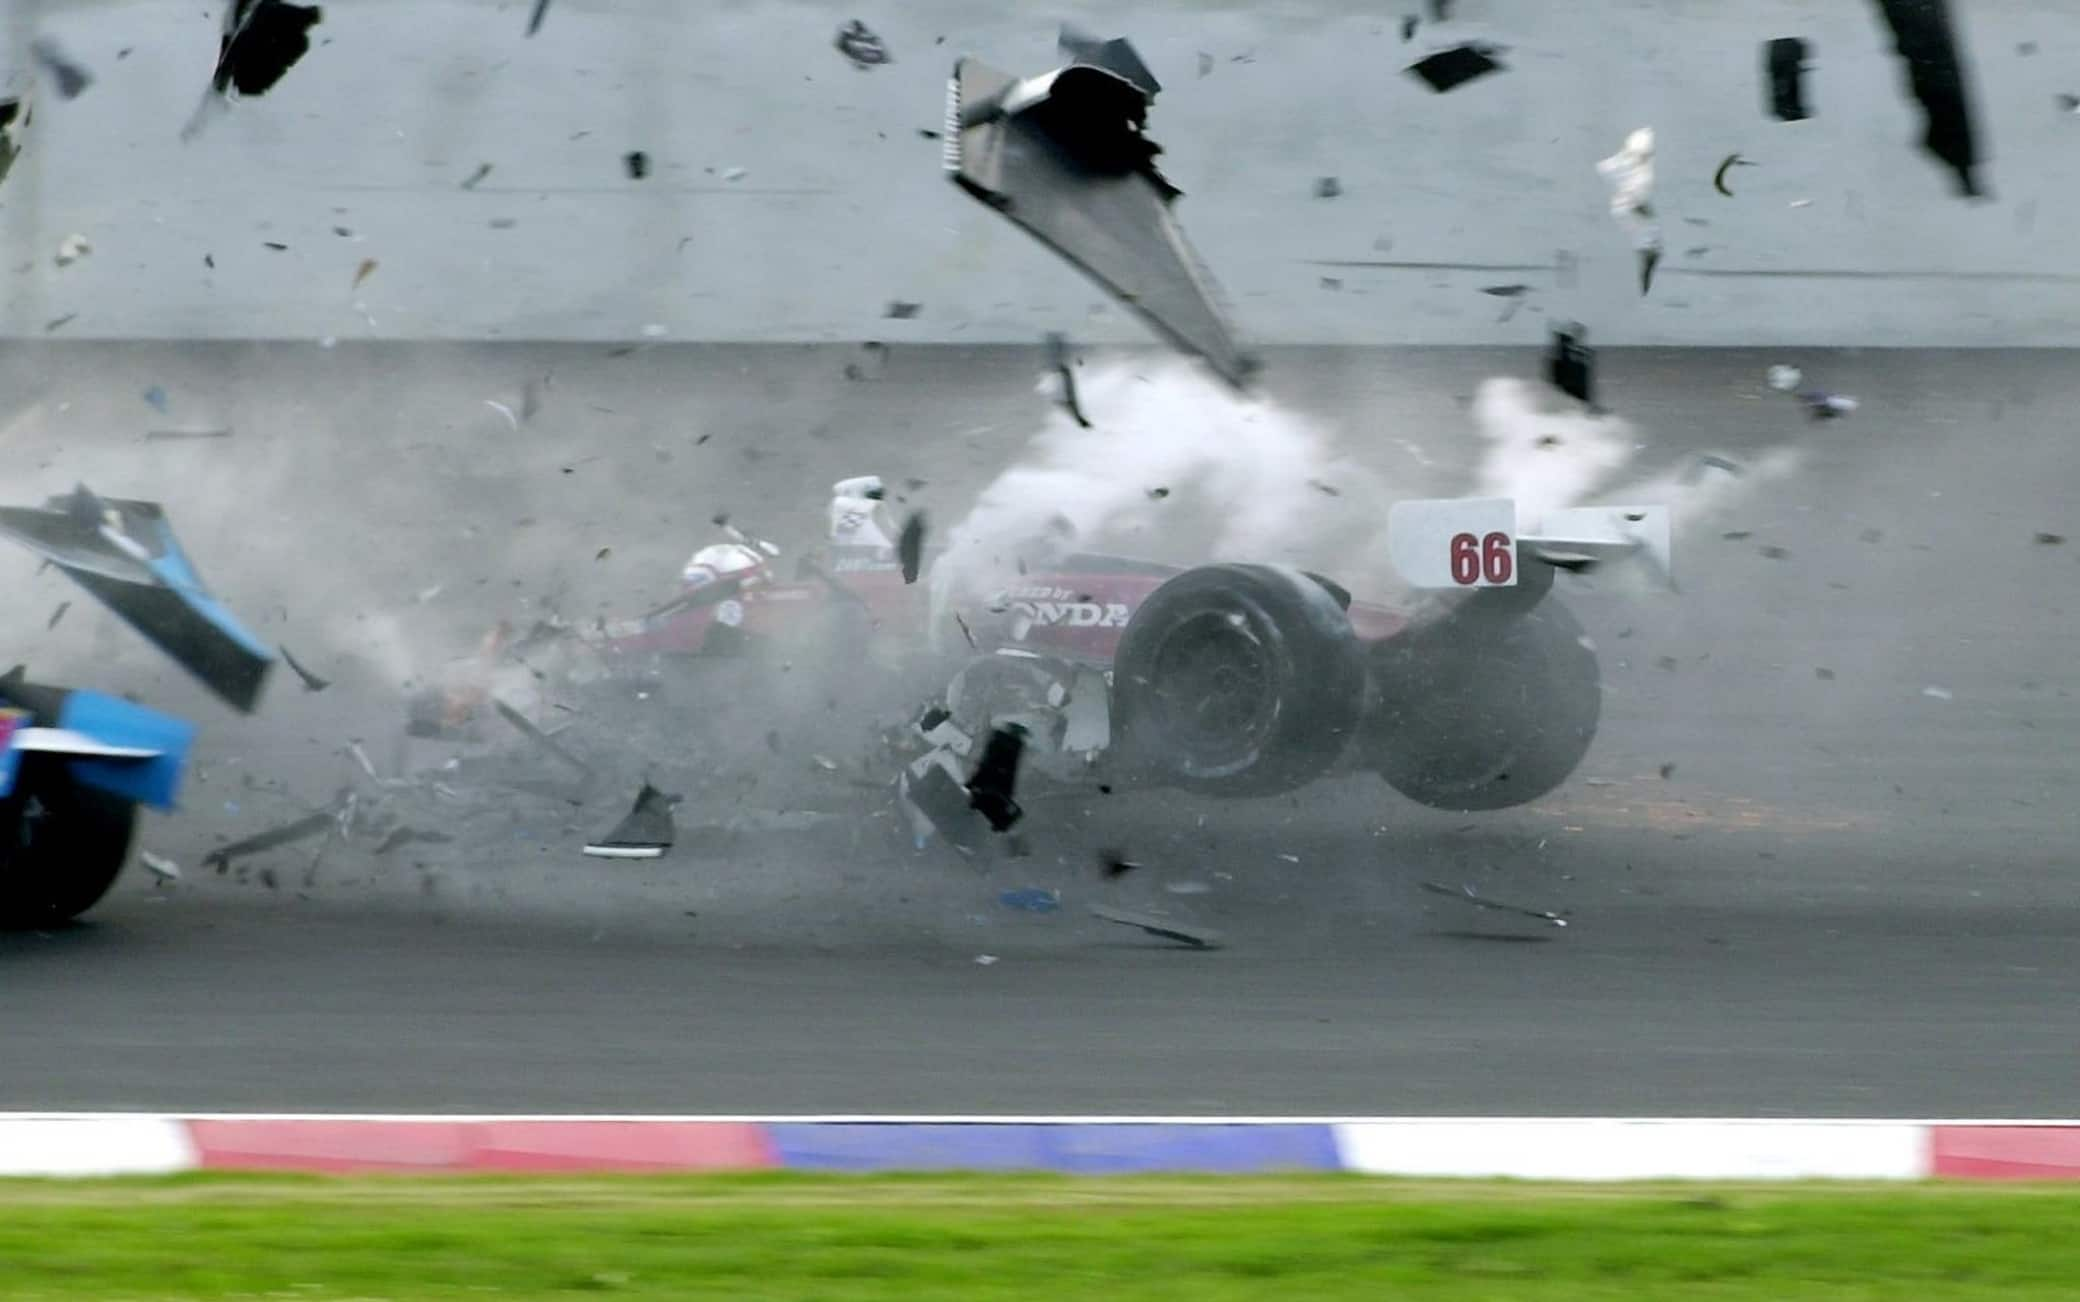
[681,541,769,590]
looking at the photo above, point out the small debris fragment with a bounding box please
[2034,532,2066,545]
[352,257,377,289]
[1313,176,1342,199]
[835,20,890,68]
[1546,322,1595,407]
[44,314,77,334]
[974,954,999,966]
[278,644,330,692]
[1764,37,1811,121]
[1099,849,1143,879]
[46,601,69,631]
[1712,152,1755,197]
[1767,364,1803,391]
[1197,51,1214,77]
[623,150,649,180]
[967,725,1027,833]
[54,234,91,267]
[204,809,337,872]
[999,888,1061,913]
[1419,880,1568,927]
[583,783,677,859]
[1797,390,1859,421]
[493,697,593,778]
[30,37,94,100]
[206,0,323,102]
[897,512,927,584]
[142,386,171,414]
[1044,332,1092,428]
[1816,667,1836,680]
[1481,284,1531,298]
[1146,486,1171,500]
[460,163,494,190]
[1867,0,1985,197]
[1089,902,1223,949]
[526,0,551,36]
[1659,762,1677,779]
[1922,685,1954,701]
[140,851,182,884]
[1402,16,1419,41]
[1759,544,1790,560]
[884,300,921,319]
[1406,42,1506,93]
[1164,880,1211,896]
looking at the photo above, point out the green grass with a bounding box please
[0,1173,2075,1299]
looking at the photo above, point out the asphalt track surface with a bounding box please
[2,346,2076,1117]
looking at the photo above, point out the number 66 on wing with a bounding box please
[1387,497,1673,589]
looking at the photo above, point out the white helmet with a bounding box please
[681,541,768,589]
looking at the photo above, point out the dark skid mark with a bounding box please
[1868,0,1987,197]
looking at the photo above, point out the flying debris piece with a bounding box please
[352,257,377,288]
[623,150,649,180]
[1922,684,1954,701]
[1099,848,1142,878]
[1598,127,1662,294]
[2034,532,2066,545]
[211,1,323,98]
[54,234,91,267]
[30,37,94,100]
[278,644,329,692]
[1313,176,1342,199]
[203,809,337,872]
[967,724,1027,833]
[1797,390,1858,421]
[46,601,70,631]
[1767,364,1804,392]
[526,0,551,37]
[947,28,1258,388]
[583,783,677,859]
[461,162,494,190]
[1418,880,1568,927]
[1406,42,1506,94]
[1868,0,1986,197]
[1765,37,1811,121]
[999,887,1061,913]
[1146,486,1170,500]
[1683,455,1745,484]
[884,300,922,319]
[139,850,182,884]
[0,486,274,712]
[1044,331,1092,427]
[1712,152,1756,197]
[142,386,171,414]
[373,826,451,856]
[1545,322,1595,407]
[1402,16,1419,41]
[1481,284,1531,298]
[897,512,927,584]
[493,697,593,778]
[835,19,891,69]
[0,95,29,193]
[1089,902,1223,949]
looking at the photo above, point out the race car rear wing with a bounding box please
[1387,497,1673,591]
[0,682,195,810]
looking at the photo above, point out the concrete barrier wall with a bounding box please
[4,0,2075,346]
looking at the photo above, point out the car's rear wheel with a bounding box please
[0,759,138,928]
[1111,563,1365,797]
[1364,593,1601,811]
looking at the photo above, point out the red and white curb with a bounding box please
[2,1116,2078,1180]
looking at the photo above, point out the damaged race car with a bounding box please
[0,485,272,926]
[897,496,1671,853]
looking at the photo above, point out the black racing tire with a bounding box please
[1111,563,1365,798]
[1365,594,1601,812]
[0,758,138,929]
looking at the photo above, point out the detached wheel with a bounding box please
[1112,563,1365,797]
[1365,595,1600,811]
[0,759,138,928]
